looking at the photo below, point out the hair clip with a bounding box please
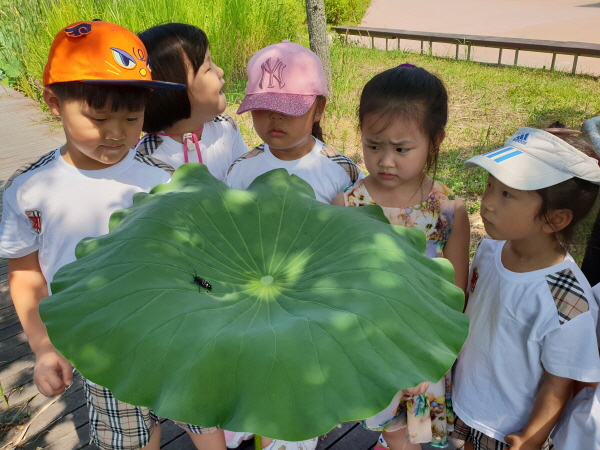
[398,63,417,68]
[544,128,582,136]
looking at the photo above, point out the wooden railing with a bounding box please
[332,26,600,74]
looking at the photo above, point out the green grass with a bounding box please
[0,0,307,101]
[3,3,599,254]
[324,0,371,26]
[228,40,600,256]
[327,41,600,194]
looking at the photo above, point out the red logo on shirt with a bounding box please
[26,209,42,234]
[470,267,479,293]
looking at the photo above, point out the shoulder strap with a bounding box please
[4,150,57,190]
[136,134,164,156]
[213,114,238,131]
[227,144,265,176]
[546,268,590,324]
[319,145,361,184]
[133,151,175,175]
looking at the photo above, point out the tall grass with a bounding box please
[0,0,306,101]
[324,0,371,25]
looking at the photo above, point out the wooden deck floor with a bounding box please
[0,85,380,450]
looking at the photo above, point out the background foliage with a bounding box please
[0,0,306,99]
[324,0,371,25]
[0,0,371,95]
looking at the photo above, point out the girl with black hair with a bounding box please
[333,64,470,449]
[137,23,247,181]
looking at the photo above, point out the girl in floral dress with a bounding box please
[333,64,470,449]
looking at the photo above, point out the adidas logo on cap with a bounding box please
[512,133,530,145]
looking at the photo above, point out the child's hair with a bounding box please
[50,82,149,112]
[138,23,210,133]
[358,65,448,177]
[581,209,600,286]
[537,122,599,246]
[312,95,326,142]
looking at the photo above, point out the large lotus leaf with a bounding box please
[40,164,468,441]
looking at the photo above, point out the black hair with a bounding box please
[358,65,448,178]
[581,210,600,286]
[311,96,326,142]
[138,23,209,133]
[535,123,600,247]
[50,82,149,111]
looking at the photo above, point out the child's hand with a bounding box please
[504,432,544,450]
[402,382,429,397]
[33,345,73,397]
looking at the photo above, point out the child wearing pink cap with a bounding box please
[224,41,363,450]
[226,40,363,205]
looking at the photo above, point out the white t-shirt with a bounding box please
[136,114,247,181]
[225,139,364,204]
[453,239,600,442]
[0,148,172,290]
[551,283,600,450]
[551,385,600,449]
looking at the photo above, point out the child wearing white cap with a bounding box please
[451,127,600,450]
[226,40,363,205]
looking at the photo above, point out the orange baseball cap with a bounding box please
[43,20,185,92]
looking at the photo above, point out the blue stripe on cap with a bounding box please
[485,147,514,158]
[494,150,522,163]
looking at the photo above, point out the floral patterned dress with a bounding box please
[344,179,456,447]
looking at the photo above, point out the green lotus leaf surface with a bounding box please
[40,164,468,441]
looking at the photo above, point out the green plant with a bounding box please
[0,27,22,86]
[0,0,307,96]
[0,380,9,407]
[325,0,371,25]
[40,164,468,441]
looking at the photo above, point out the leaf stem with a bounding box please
[254,434,262,450]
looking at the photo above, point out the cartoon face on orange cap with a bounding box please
[43,20,184,92]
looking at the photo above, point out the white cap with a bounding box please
[465,127,600,190]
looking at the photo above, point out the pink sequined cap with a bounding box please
[237,40,328,117]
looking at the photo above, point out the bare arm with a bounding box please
[504,371,573,449]
[442,197,470,292]
[332,192,345,206]
[9,253,72,396]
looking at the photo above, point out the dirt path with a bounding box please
[359,0,600,75]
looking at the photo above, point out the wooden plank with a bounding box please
[1,377,37,410]
[1,377,85,448]
[159,419,192,449]
[0,322,23,343]
[0,313,21,332]
[0,303,16,320]
[332,26,600,57]
[0,351,34,380]
[325,424,378,450]
[0,341,32,368]
[19,403,88,449]
[0,329,27,353]
[0,280,11,309]
[35,423,91,450]
[1,365,33,392]
[318,422,359,449]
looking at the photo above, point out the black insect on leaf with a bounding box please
[190,265,212,293]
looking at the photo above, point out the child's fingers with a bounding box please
[34,356,69,396]
[58,359,74,386]
[35,374,65,397]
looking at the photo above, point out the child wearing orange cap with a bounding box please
[0,20,226,450]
